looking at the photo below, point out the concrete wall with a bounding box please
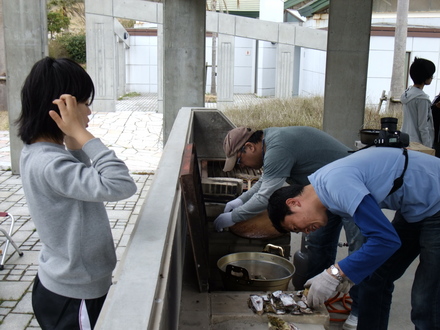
[298,48,327,96]
[367,35,440,106]
[126,33,258,95]
[126,33,159,94]
[124,28,440,106]
[2,0,47,174]
[296,34,440,107]
[233,37,257,94]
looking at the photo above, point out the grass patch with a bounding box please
[205,94,217,103]
[118,92,141,100]
[223,96,402,131]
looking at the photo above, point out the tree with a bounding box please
[47,11,70,39]
[48,0,85,25]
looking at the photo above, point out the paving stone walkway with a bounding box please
[0,93,263,329]
[0,95,162,329]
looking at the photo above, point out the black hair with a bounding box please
[246,130,264,144]
[409,57,436,85]
[267,184,305,233]
[16,57,95,144]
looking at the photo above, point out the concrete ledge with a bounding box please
[95,108,236,330]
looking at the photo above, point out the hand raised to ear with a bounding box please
[49,94,94,147]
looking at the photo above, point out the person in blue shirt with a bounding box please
[215,126,364,329]
[267,146,440,330]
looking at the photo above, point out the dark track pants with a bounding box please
[32,275,107,330]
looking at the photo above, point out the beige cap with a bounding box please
[223,127,255,172]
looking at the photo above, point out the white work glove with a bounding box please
[304,270,339,307]
[336,278,354,294]
[224,198,243,213]
[214,212,234,232]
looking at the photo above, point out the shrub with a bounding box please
[52,33,86,64]
[49,38,70,59]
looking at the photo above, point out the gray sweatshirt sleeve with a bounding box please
[44,138,137,202]
[69,148,91,166]
[231,176,286,223]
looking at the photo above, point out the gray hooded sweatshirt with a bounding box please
[20,138,137,300]
[401,86,434,148]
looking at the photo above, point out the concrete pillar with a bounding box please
[256,0,283,97]
[157,23,164,114]
[292,46,301,97]
[163,0,205,143]
[0,1,7,111]
[116,39,126,98]
[323,0,373,148]
[217,33,235,110]
[2,0,47,174]
[256,41,276,97]
[114,19,129,98]
[275,44,295,98]
[85,11,116,112]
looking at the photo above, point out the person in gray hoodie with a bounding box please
[16,57,137,329]
[401,57,436,148]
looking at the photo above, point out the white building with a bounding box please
[124,8,440,108]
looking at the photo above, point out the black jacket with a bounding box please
[431,94,440,143]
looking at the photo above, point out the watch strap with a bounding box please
[330,265,343,282]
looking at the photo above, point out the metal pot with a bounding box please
[217,244,295,291]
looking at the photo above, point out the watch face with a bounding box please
[332,268,338,275]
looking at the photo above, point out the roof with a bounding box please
[296,0,329,17]
[213,0,330,18]
[284,0,330,17]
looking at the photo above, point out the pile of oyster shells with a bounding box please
[248,290,313,316]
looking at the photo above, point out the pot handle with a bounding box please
[225,264,254,285]
[263,244,284,257]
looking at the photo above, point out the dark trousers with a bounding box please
[32,275,107,330]
[357,211,440,330]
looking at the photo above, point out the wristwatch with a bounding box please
[330,265,343,282]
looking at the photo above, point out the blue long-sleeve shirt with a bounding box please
[308,146,440,283]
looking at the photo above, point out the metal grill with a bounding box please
[200,160,262,202]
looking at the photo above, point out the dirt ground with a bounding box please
[0,111,8,130]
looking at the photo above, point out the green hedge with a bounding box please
[50,34,86,64]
